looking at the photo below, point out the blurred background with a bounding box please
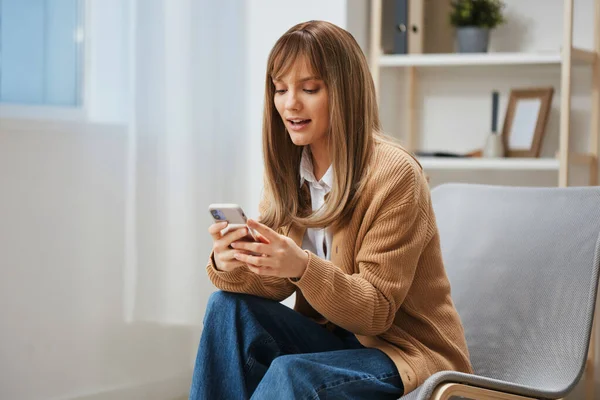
[0,0,598,399]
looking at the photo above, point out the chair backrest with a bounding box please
[431,183,600,394]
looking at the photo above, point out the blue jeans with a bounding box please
[189,291,404,399]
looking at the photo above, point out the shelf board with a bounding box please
[379,47,596,67]
[418,157,560,171]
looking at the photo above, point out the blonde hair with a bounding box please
[260,20,396,230]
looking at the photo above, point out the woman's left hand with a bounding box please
[231,219,309,279]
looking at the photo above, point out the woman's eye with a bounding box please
[274,88,318,94]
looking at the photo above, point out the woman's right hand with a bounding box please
[209,222,252,272]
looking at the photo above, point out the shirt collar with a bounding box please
[299,146,333,190]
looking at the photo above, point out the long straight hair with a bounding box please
[260,20,393,230]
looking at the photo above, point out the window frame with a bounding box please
[0,0,89,121]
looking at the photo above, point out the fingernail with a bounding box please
[230,243,237,248]
[234,253,240,259]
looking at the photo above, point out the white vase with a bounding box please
[483,132,505,158]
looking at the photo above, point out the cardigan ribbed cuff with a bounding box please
[289,250,333,298]
[206,251,247,283]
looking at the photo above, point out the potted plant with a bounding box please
[449,0,506,53]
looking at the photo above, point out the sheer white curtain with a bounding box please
[124,0,247,325]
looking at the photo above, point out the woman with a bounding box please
[190,20,473,399]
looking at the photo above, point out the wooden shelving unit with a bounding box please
[369,0,600,189]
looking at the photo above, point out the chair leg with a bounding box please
[431,383,538,400]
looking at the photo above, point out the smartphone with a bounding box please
[208,203,259,242]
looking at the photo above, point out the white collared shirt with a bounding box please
[299,146,333,260]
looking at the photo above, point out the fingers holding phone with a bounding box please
[208,204,263,272]
[209,222,254,272]
[208,221,228,242]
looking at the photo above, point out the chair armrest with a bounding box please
[399,371,570,400]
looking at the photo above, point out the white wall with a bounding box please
[0,120,194,400]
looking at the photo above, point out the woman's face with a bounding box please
[272,59,329,149]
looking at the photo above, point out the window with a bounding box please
[0,0,84,107]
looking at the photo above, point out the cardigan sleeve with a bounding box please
[206,258,296,302]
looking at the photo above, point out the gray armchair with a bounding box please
[400,183,600,400]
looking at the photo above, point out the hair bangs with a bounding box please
[270,31,324,83]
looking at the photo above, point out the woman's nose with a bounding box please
[285,91,301,111]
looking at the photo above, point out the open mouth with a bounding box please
[288,119,311,129]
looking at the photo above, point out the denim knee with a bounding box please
[270,354,312,372]
[259,355,315,395]
[270,355,299,374]
[207,290,238,309]
[205,291,258,319]
[208,291,272,311]
[204,291,238,324]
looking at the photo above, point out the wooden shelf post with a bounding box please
[590,0,600,187]
[559,0,574,187]
[370,0,382,100]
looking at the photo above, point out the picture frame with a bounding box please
[501,87,554,158]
